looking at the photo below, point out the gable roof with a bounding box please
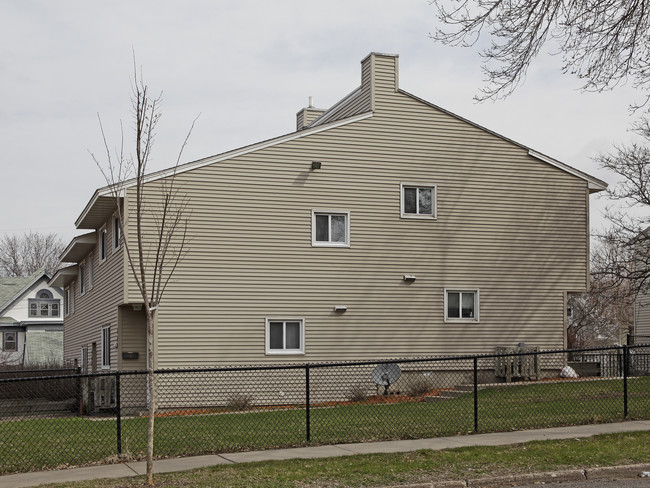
[0,270,50,316]
[75,52,607,230]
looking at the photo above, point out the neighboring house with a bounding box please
[51,52,607,373]
[0,270,64,366]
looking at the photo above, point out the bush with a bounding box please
[405,374,434,396]
[347,383,369,402]
[226,393,254,411]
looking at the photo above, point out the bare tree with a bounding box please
[568,245,634,348]
[89,64,195,485]
[0,232,65,277]
[431,0,650,102]
[593,119,650,298]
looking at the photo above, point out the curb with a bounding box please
[388,463,650,488]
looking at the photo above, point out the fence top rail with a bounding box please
[1,344,647,383]
[0,368,78,375]
[0,370,125,384]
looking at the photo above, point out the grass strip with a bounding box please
[39,430,650,488]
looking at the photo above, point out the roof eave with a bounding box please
[48,265,78,288]
[398,89,608,192]
[59,232,97,263]
[88,111,375,193]
[528,150,608,193]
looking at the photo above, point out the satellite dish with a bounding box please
[372,363,401,395]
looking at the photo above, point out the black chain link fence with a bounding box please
[1,344,649,474]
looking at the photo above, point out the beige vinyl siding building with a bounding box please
[54,52,606,370]
[635,295,650,338]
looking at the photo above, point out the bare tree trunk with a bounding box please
[146,310,155,485]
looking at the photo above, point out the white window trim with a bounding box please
[400,183,437,219]
[311,210,351,248]
[99,226,107,263]
[444,288,480,323]
[112,215,121,252]
[79,261,86,296]
[64,284,75,316]
[265,318,305,355]
[101,325,111,369]
[87,253,94,291]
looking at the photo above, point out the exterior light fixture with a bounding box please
[333,305,347,312]
[311,161,322,170]
[403,275,416,282]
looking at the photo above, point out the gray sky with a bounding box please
[1,1,644,243]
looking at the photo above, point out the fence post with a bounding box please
[76,367,82,416]
[623,346,628,418]
[116,372,122,455]
[305,364,311,442]
[473,356,478,432]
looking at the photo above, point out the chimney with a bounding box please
[296,96,326,131]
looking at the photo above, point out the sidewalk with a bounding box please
[2,420,650,488]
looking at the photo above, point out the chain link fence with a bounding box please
[1,344,649,474]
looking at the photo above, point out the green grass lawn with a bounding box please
[1,376,649,474]
[38,431,650,488]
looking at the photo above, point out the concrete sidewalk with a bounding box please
[2,420,650,488]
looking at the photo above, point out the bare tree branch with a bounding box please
[431,0,650,101]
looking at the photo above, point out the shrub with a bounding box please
[226,393,254,411]
[405,374,434,396]
[347,383,369,402]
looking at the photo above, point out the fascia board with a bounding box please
[75,111,374,228]
[398,89,607,192]
[74,187,125,229]
[528,150,608,192]
[59,232,96,262]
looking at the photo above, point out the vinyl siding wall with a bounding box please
[124,54,589,368]
[63,223,124,371]
[635,294,650,336]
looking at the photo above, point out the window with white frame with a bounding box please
[266,319,305,354]
[87,253,94,290]
[101,326,111,368]
[79,262,86,295]
[445,289,479,322]
[401,184,436,218]
[99,226,107,263]
[65,284,75,316]
[29,289,60,317]
[113,216,121,251]
[64,288,70,316]
[3,331,17,352]
[312,211,350,247]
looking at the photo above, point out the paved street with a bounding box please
[513,479,649,488]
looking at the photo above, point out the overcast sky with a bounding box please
[1,1,644,244]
